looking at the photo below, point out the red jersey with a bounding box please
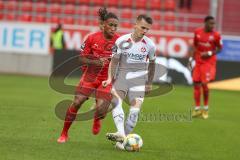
[80,31,119,80]
[193,28,222,64]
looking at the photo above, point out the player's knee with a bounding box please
[95,111,106,120]
[130,98,143,108]
[95,101,111,119]
[194,82,201,86]
[202,83,209,91]
[111,96,122,107]
[73,95,88,108]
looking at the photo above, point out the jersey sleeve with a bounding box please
[80,35,92,56]
[193,30,198,47]
[112,37,122,59]
[148,43,156,60]
[215,32,223,50]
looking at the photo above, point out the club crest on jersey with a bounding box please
[119,40,132,50]
[141,47,146,53]
[209,35,214,41]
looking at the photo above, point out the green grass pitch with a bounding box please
[0,74,240,160]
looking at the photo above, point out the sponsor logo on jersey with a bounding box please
[198,42,211,47]
[122,52,147,61]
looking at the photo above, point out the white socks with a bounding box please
[195,106,201,111]
[203,105,209,110]
[194,106,208,110]
[112,99,125,136]
[125,107,140,135]
[112,97,141,136]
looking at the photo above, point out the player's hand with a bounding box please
[92,59,103,66]
[145,84,152,94]
[102,79,112,88]
[200,51,212,58]
[94,58,110,66]
[100,57,110,64]
[187,61,192,71]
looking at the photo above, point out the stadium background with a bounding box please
[0,0,240,85]
[0,0,240,160]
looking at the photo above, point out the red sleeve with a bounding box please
[193,30,198,47]
[80,35,92,56]
[215,32,223,49]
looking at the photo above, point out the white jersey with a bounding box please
[112,33,156,102]
[113,33,156,72]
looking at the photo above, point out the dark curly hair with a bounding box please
[98,7,118,22]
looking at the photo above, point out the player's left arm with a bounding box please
[188,30,198,69]
[214,32,223,54]
[146,59,155,84]
[146,45,156,94]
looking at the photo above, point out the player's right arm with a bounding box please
[188,45,195,70]
[79,35,107,66]
[188,30,197,70]
[102,55,119,86]
[80,56,106,66]
[102,41,121,87]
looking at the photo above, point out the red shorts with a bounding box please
[76,76,112,101]
[192,63,216,83]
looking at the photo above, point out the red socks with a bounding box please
[193,83,209,107]
[202,84,209,106]
[61,105,78,136]
[194,84,201,107]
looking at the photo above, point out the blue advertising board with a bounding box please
[218,36,240,62]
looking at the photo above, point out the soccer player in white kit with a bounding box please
[102,14,156,150]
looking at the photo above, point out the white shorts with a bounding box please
[113,70,147,102]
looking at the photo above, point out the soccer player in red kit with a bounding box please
[189,16,222,119]
[57,8,119,143]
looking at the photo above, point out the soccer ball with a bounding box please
[123,134,143,151]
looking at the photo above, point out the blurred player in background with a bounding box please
[50,23,66,53]
[189,16,222,119]
[57,7,119,143]
[102,14,156,150]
